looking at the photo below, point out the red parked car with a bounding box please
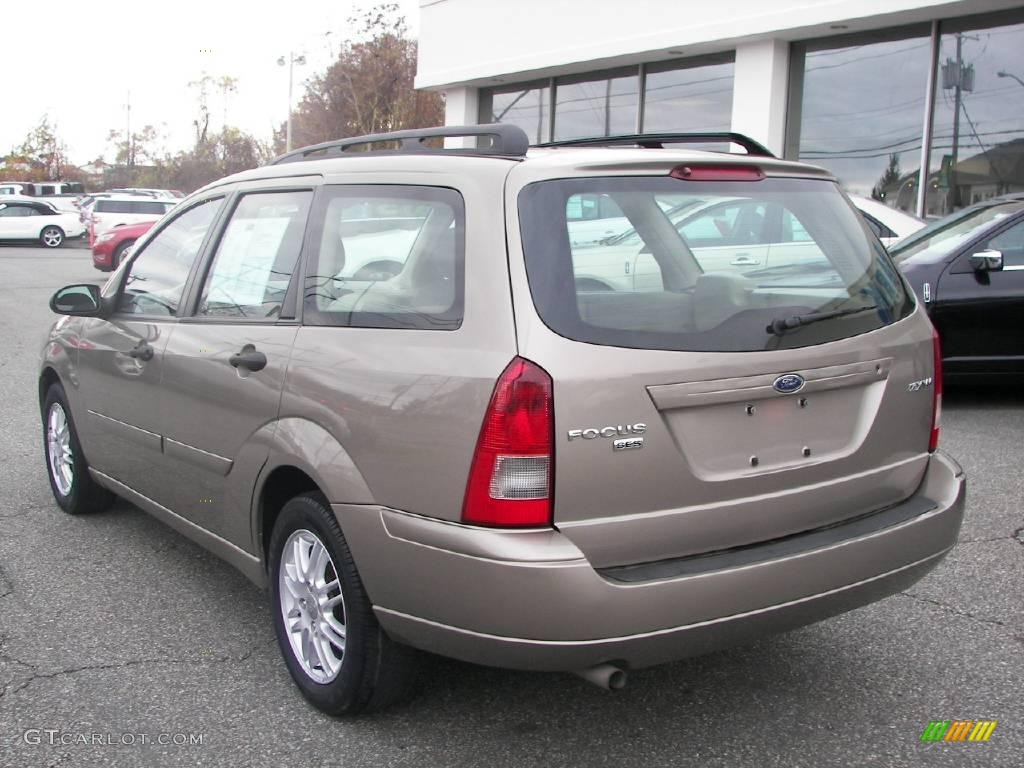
[91,220,154,271]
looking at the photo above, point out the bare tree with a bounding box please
[281,4,444,151]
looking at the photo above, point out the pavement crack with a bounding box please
[898,591,1010,631]
[1014,526,1024,547]
[0,640,269,699]
[0,562,13,598]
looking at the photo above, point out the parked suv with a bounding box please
[87,195,177,240]
[41,124,964,715]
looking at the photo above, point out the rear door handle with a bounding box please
[229,347,267,372]
[731,254,759,266]
[126,341,154,361]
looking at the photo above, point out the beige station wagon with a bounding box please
[40,124,965,714]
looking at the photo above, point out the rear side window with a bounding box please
[198,190,312,318]
[518,176,912,352]
[96,200,133,214]
[131,200,171,214]
[302,185,464,330]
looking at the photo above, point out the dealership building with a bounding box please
[417,0,1024,217]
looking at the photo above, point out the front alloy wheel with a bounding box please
[41,382,113,515]
[46,402,74,496]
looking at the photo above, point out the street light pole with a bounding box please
[277,51,306,153]
[997,70,1024,89]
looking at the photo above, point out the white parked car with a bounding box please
[0,182,31,196]
[849,196,925,247]
[88,195,178,239]
[0,199,85,247]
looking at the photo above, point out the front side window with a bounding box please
[118,198,224,316]
[520,175,912,352]
[303,185,464,330]
[984,219,1024,268]
[198,191,312,318]
[892,202,1024,264]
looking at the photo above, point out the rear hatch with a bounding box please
[511,157,937,569]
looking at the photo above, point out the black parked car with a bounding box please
[893,193,1024,377]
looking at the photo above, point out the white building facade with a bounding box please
[416,0,1024,217]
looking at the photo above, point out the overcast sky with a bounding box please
[1,0,421,164]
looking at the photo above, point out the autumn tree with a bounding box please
[871,153,902,201]
[0,116,82,182]
[281,4,443,152]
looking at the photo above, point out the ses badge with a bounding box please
[567,423,646,451]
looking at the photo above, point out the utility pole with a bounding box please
[950,34,962,213]
[125,90,132,169]
[277,52,306,153]
[941,33,976,214]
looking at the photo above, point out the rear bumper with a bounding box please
[334,452,965,671]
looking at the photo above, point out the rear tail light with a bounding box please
[462,357,553,527]
[670,164,765,182]
[929,329,942,452]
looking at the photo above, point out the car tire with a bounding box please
[42,383,114,515]
[268,492,417,715]
[111,239,135,270]
[40,226,64,248]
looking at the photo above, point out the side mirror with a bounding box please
[969,249,1003,272]
[50,284,104,316]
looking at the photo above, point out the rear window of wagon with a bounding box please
[518,175,912,352]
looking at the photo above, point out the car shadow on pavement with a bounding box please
[944,379,1024,408]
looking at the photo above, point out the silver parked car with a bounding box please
[40,125,964,715]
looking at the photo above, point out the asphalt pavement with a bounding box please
[0,242,1021,768]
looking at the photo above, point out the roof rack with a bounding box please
[535,132,775,158]
[270,123,530,165]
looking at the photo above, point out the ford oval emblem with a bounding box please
[773,374,805,394]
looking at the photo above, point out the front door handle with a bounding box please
[127,341,154,361]
[229,346,267,372]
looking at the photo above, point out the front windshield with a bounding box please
[891,201,1024,264]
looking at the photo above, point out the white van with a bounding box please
[88,195,178,238]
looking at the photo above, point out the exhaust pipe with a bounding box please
[573,663,627,690]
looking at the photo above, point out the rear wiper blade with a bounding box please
[765,305,877,336]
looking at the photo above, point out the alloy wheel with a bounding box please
[46,402,74,496]
[278,529,347,683]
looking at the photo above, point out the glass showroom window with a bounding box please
[789,28,932,213]
[554,70,639,141]
[642,55,734,133]
[927,14,1024,216]
[480,82,551,144]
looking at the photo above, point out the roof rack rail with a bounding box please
[270,123,530,165]
[535,132,775,158]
